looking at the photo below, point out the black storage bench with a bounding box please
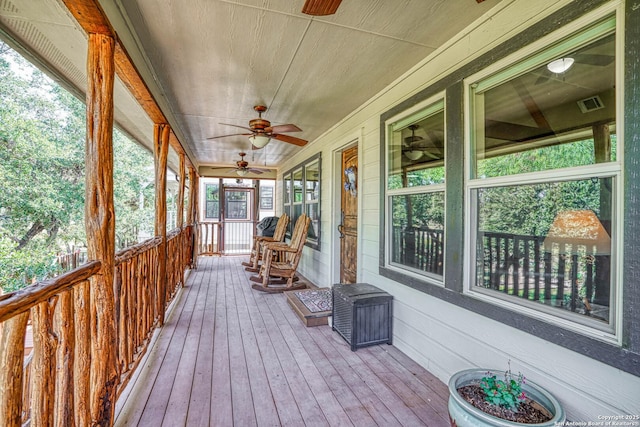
[331,283,393,351]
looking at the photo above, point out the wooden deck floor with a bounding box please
[114,256,450,427]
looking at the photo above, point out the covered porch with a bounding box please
[1,0,640,424]
[114,256,450,427]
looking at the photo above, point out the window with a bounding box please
[260,186,273,210]
[466,16,620,338]
[282,153,321,249]
[305,160,320,241]
[385,98,446,280]
[205,184,219,219]
[225,190,248,220]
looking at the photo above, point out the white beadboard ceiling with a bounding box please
[0,0,500,174]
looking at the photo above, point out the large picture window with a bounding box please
[282,153,321,249]
[385,98,445,280]
[466,15,620,338]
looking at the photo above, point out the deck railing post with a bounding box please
[154,124,170,325]
[85,31,118,426]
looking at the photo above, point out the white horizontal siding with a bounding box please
[284,0,640,420]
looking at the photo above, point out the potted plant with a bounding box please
[448,364,565,426]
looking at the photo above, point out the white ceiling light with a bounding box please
[404,150,423,160]
[547,57,575,74]
[236,169,249,176]
[249,134,270,148]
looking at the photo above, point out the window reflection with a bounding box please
[474,33,616,178]
[390,192,444,277]
[474,178,613,324]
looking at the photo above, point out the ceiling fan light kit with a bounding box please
[403,124,426,161]
[250,134,271,148]
[208,105,308,152]
[547,57,575,73]
[405,150,424,161]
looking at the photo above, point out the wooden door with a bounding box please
[339,145,358,283]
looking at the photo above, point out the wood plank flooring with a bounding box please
[114,256,450,427]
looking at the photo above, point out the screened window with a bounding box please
[386,98,445,279]
[466,16,619,336]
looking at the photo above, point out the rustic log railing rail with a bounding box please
[166,226,192,304]
[477,231,607,317]
[198,221,222,256]
[114,236,161,396]
[56,249,88,273]
[391,226,444,275]
[0,261,101,426]
[391,227,606,318]
[0,225,195,426]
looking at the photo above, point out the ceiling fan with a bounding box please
[207,105,307,149]
[229,152,269,176]
[402,125,444,161]
[302,0,342,16]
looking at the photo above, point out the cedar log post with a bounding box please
[85,32,118,426]
[154,124,170,325]
[187,167,197,226]
[189,170,200,269]
[186,167,198,269]
[177,151,185,229]
[0,312,30,426]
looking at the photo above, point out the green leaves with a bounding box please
[479,369,526,410]
[1,41,156,289]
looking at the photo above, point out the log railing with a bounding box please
[391,227,608,319]
[0,261,101,426]
[166,226,192,304]
[0,225,196,426]
[114,237,161,395]
[56,249,88,273]
[477,231,609,319]
[198,221,222,256]
[391,226,444,275]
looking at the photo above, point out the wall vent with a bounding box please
[577,95,605,113]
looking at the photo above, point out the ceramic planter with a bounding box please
[448,368,565,427]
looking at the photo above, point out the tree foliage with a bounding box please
[477,143,609,236]
[0,42,155,291]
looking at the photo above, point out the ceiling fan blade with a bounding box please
[302,0,342,16]
[207,132,252,140]
[272,133,308,146]
[247,168,264,174]
[267,124,302,133]
[219,123,254,132]
[575,53,614,66]
[535,74,549,85]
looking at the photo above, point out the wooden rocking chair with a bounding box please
[250,214,311,293]
[242,214,289,272]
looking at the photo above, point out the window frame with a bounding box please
[204,183,220,220]
[462,10,624,344]
[377,0,640,377]
[259,185,273,210]
[384,94,447,284]
[282,153,322,250]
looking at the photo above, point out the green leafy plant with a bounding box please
[479,363,526,410]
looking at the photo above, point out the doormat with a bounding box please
[294,289,332,313]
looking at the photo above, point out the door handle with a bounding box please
[338,210,345,238]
